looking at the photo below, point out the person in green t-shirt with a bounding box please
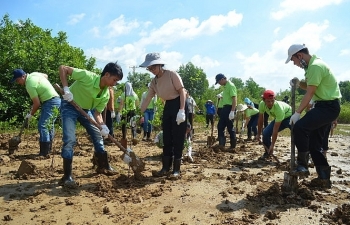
[58,62,123,186]
[11,69,61,157]
[237,102,259,141]
[256,90,292,160]
[286,44,341,188]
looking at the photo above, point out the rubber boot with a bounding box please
[291,151,310,178]
[60,158,75,186]
[315,166,331,188]
[95,152,117,176]
[39,142,50,157]
[153,156,172,177]
[169,158,181,180]
[146,132,151,141]
[230,137,237,149]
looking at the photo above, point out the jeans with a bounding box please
[162,97,187,160]
[262,117,291,148]
[143,109,155,132]
[38,97,61,142]
[60,100,105,160]
[247,114,258,136]
[294,100,340,166]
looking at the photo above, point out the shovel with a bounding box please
[207,121,216,146]
[54,84,145,175]
[8,118,28,154]
[281,78,298,192]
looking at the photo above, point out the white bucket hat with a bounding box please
[236,103,248,112]
[285,44,306,64]
[139,53,166,67]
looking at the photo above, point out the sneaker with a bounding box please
[258,152,269,160]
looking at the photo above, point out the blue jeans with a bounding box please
[60,100,105,160]
[143,109,155,132]
[262,117,291,148]
[38,97,61,142]
[247,114,258,136]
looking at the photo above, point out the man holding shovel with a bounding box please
[10,69,61,157]
[58,62,123,186]
[286,44,341,188]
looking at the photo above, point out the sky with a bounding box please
[2,0,350,93]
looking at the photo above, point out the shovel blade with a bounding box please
[281,172,298,192]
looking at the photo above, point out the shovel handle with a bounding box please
[290,79,297,170]
[54,83,128,154]
[18,118,28,138]
[262,143,281,165]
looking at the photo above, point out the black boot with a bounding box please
[169,158,181,180]
[245,133,252,141]
[39,142,50,157]
[60,158,75,186]
[153,156,172,177]
[291,151,310,178]
[95,152,117,176]
[230,137,237,149]
[315,166,331,188]
[146,132,151,141]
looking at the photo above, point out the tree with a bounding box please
[0,14,97,122]
[177,62,208,99]
[126,71,152,91]
[339,81,350,103]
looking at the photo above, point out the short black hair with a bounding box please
[101,62,123,79]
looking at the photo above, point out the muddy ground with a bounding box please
[0,124,350,225]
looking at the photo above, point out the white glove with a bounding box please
[100,124,110,138]
[216,93,222,98]
[63,86,73,102]
[176,109,186,125]
[229,111,235,120]
[241,127,245,132]
[111,111,116,118]
[25,113,32,120]
[289,112,301,125]
[289,77,300,87]
[116,112,121,123]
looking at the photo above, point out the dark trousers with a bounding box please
[217,105,235,142]
[162,97,188,160]
[206,114,214,126]
[247,114,259,136]
[322,123,332,151]
[121,110,135,139]
[104,109,114,136]
[293,100,340,167]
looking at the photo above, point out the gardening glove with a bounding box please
[289,112,301,125]
[229,111,235,120]
[116,112,121,123]
[63,86,73,102]
[216,93,222,98]
[241,127,245,132]
[100,124,110,138]
[25,113,32,120]
[176,109,185,125]
[289,77,300,87]
[111,111,116,118]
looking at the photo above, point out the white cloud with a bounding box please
[191,55,220,71]
[340,49,350,56]
[274,27,280,35]
[67,13,85,25]
[106,15,139,38]
[323,34,336,42]
[89,27,100,38]
[271,0,343,20]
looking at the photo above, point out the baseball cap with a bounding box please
[285,44,306,64]
[215,73,226,84]
[263,90,275,99]
[11,69,26,83]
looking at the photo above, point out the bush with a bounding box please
[338,102,350,123]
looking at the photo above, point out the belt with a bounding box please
[42,96,58,103]
[315,99,339,104]
[223,104,232,107]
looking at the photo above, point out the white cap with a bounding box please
[285,44,306,64]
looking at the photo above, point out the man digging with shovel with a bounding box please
[58,62,123,186]
[286,44,341,188]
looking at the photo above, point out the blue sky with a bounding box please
[2,0,350,93]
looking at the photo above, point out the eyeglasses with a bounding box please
[146,65,157,71]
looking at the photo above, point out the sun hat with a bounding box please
[263,90,275,99]
[285,44,306,64]
[215,73,226,84]
[236,104,248,112]
[139,53,166,67]
[11,69,26,83]
[207,99,213,103]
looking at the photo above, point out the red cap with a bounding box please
[263,90,275,99]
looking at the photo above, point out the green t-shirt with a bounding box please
[25,72,58,102]
[258,100,292,122]
[245,107,259,117]
[142,91,156,109]
[305,55,342,101]
[69,68,109,113]
[221,81,237,106]
[121,92,139,111]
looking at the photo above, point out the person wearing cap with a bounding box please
[286,44,341,187]
[140,83,157,141]
[58,62,123,186]
[215,73,237,151]
[237,103,259,141]
[117,82,139,145]
[139,52,187,179]
[244,97,269,129]
[256,90,292,159]
[11,68,61,157]
[204,99,216,128]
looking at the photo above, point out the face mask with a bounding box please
[300,58,308,69]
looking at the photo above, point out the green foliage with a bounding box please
[126,71,152,91]
[339,81,350,103]
[338,102,350,123]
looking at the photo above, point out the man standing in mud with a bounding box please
[286,44,341,188]
[255,90,292,159]
[215,73,237,151]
